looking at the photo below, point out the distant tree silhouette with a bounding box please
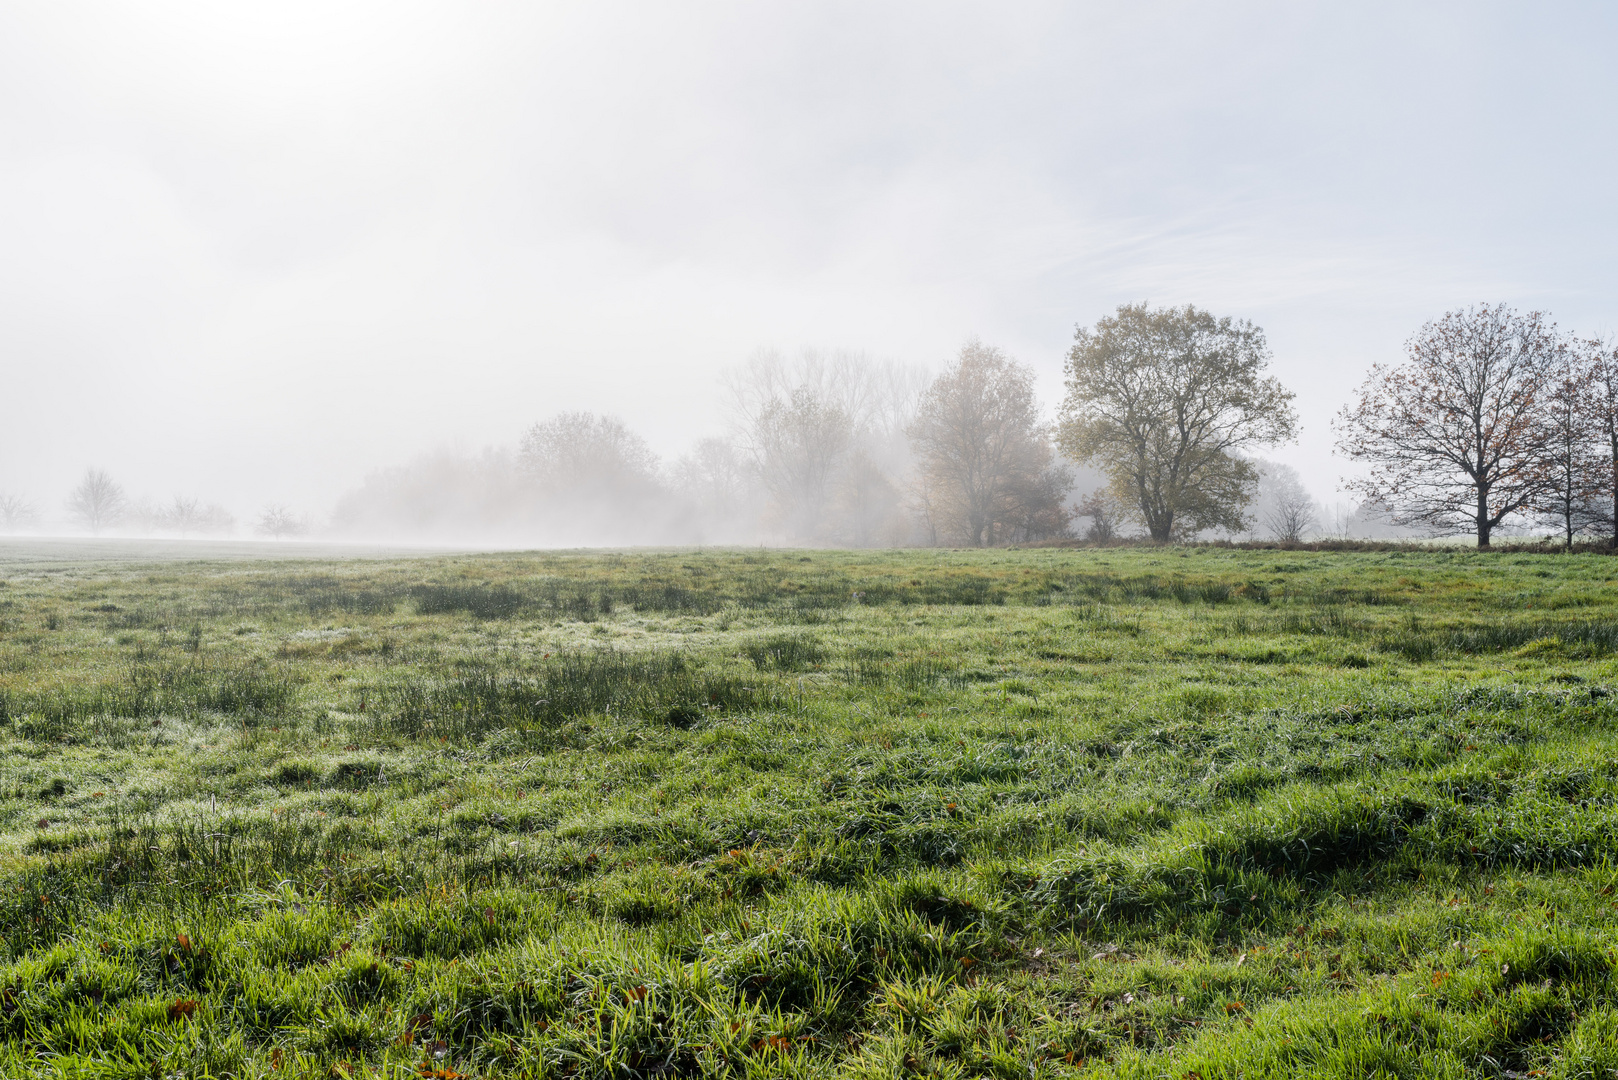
[908,341,1071,546]
[1533,344,1605,548]
[1582,338,1618,548]
[66,469,126,534]
[256,504,306,539]
[1255,462,1318,542]
[725,348,924,545]
[0,493,38,532]
[160,496,235,536]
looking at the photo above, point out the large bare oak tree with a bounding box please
[1335,304,1562,548]
[1058,303,1296,541]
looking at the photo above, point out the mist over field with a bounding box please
[3,3,1617,547]
[11,10,1618,1076]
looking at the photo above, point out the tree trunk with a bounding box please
[1477,486,1491,549]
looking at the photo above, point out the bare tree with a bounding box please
[1059,303,1298,541]
[1074,490,1120,543]
[158,496,235,537]
[724,347,926,450]
[66,469,126,534]
[908,342,1070,546]
[1335,304,1563,548]
[163,496,202,536]
[1253,462,1317,542]
[725,348,926,544]
[256,504,307,539]
[0,493,38,533]
[1266,494,1316,543]
[1584,338,1618,548]
[1534,346,1605,548]
[751,388,854,541]
[671,437,755,526]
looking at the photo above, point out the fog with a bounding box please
[3,3,1617,544]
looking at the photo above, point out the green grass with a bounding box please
[2,544,1618,1077]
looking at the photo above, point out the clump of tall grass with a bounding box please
[1379,618,1618,660]
[743,634,827,671]
[411,583,529,619]
[842,655,970,690]
[0,661,300,738]
[367,651,761,739]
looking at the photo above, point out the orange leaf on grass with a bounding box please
[168,999,198,1020]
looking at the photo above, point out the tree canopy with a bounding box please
[1058,303,1297,541]
[908,341,1071,546]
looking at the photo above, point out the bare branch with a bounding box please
[1334,304,1563,547]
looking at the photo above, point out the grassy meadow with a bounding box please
[2,543,1618,1078]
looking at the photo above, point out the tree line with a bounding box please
[309,306,1315,547]
[0,471,296,539]
[328,302,1618,548]
[6,301,1613,548]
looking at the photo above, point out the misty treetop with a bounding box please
[908,341,1072,546]
[324,329,1315,548]
[331,347,1077,547]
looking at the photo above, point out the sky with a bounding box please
[2,1,1616,524]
